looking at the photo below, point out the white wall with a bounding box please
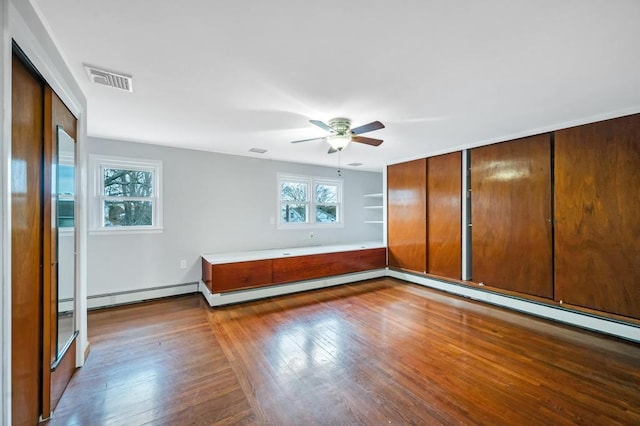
[87,136,383,303]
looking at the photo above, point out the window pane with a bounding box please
[315,184,337,203]
[104,169,153,197]
[281,181,307,202]
[281,204,307,223]
[58,164,75,228]
[59,164,75,195]
[58,198,74,227]
[316,205,337,223]
[104,200,153,227]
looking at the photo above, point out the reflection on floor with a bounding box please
[49,278,640,425]
[57,311,74,352]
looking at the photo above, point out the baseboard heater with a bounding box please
[88,282,199,309]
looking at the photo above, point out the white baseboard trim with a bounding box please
[87,269,638,343]
[199,269,387,307]
[88,282,199,309]
[388,270,640,343]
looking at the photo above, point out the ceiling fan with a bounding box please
[291,117,385,153]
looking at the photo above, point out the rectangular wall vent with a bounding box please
[84,64,133,92]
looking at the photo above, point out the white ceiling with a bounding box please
[32,0,640,172]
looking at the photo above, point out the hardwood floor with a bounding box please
[50,278,640,425]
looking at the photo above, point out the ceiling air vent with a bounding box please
[249,148,268,154]
[84,64,133,92]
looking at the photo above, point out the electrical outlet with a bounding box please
[179,259,187,269]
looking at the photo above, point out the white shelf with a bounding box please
[364,192,384,225]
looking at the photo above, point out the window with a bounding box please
[278,174,342,228]
[90,155,163,233]
[57,155,75,228]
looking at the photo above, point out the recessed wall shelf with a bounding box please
[364,193,384,224]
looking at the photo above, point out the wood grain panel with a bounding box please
[471,134,553,298]
[202,257,213,290]
[554,114,640,318]
[50,337,77,411]
[11,51,44,426]
[44,87,78,415]
[272,248,386,284]
[427,152,462,279]
[51,91,77,140]
[387,159,427,273]
[210,260,273,292]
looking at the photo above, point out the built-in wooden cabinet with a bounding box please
[470,134,553,298]
[427,152,462,279]
[387,153,463,280]
[203,247,387,293]
[386,113,640,322]
[273,250,386,284]
[554,114,640,318]
[204,259,273,293]
[387,159,427,272]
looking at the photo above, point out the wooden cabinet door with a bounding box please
[12,51,44,426]
[555,114,640,318]
[273,248,387,284]
[210,260,273,292]
[427,152,462,279]
[387,159,427,273]
[471,134,553,298]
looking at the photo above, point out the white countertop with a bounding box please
[202,241,386,264]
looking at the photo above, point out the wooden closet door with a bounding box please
[471,134,553,298]
[555,114,640,318]
[12,51,45,425]
[387,159,427,273]
[427,152,462,279]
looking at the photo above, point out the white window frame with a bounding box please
[89,154,163,234]
[57,150,76,235]
[277,173,343,229]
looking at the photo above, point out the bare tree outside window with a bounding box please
[281,181,308,223]
[315,183,338,223]
[278,174,342,227]
[103,169,154,226]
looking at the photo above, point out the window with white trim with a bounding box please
[90,155,163,233]
[278,174,343,228]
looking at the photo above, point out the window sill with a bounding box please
[89,227,164,236]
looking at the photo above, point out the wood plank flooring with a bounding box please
[49,278,640,425]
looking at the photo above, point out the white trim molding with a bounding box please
[388,270,640,343]
[89,154,163,234]
[199,269,387,307]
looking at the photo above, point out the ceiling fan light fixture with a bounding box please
[327,134,351,151]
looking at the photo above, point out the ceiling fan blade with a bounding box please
[309,120,333,132]
[351,120,385,135]
[328,147,338,154]
[352,135,383,146]
[291,136,326,144]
